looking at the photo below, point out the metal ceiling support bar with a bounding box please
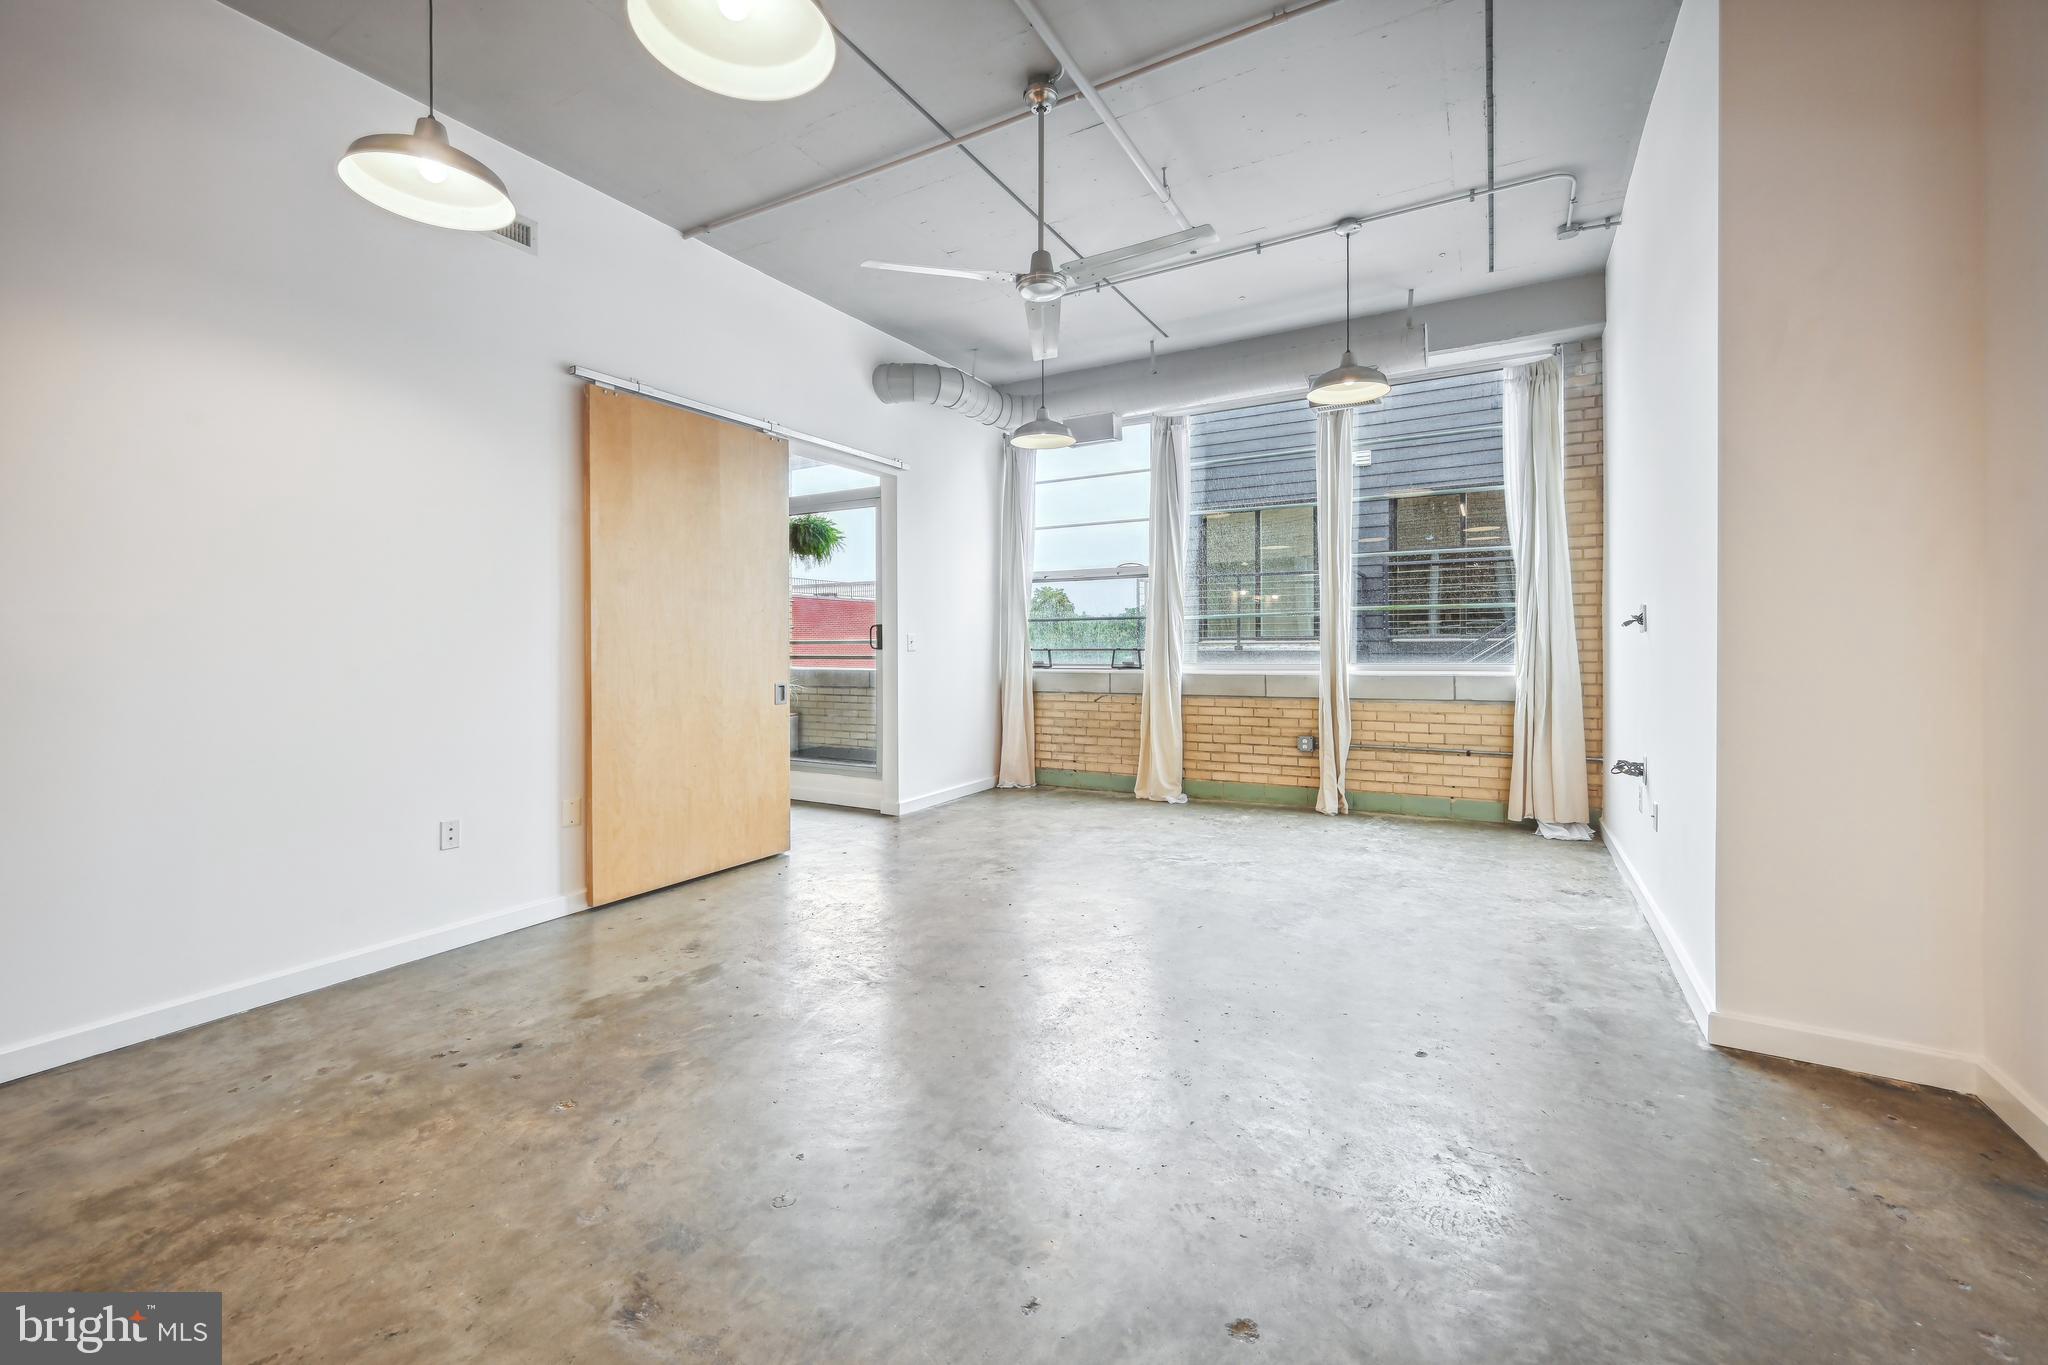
[830,28,1167,340]
[1484,0,1497,272]
[1008,0,1191,230]
[568,366,905,471]
[1093,171,1586,290]
[677,0,1349,239]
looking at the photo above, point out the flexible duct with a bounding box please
[872,362,1033,431]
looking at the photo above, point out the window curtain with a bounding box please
[1135,416,1190,803]
[995,440,1037,788]
[1502,356,1591,837]
[1314,407,1356,815]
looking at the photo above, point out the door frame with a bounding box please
[787,446,898,814]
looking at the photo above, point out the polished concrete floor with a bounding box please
[5,790,2045,1363]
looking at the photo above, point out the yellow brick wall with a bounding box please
[1041,692,1517,806]
[1031,339,1606,820]
[1348,702,1516,804]
[1033,692,1140,776]
[1563,339,1606,810]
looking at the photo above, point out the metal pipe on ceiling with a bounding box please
[676,0,1350,240]
[1484,0,1497,271]
[1007,0,1191,230]
[1093,171,1588,290]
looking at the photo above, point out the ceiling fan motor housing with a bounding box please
[1018,249,1065,301]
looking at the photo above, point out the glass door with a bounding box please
[789,456,881,773]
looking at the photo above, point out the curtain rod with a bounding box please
[568,366,906,472]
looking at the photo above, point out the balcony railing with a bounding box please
[1028,613,1145,669]
[789,636,874,664]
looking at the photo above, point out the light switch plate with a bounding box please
[562,799,581,828]
[438,820,460,851]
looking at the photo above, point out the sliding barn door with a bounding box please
[585,386,789,907]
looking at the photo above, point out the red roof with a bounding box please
[792,594,876,669]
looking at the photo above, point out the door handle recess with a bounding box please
[868,624,883,650]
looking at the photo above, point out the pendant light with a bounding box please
[1010,360,1076,450]
[627,0,836,102]
[1306,220,1390,408]
[337,0,515,231]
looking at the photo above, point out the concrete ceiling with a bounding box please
[221,0,1679,383]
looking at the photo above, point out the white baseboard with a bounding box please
[1599,841,2048,1162]
[1975,1057,2048,1160]
[1706,1009,1982,1094]
[889,775,995,817]
[789,768,888,812]
[1706,1011,2048,1160]
[1605,831,1713,1037]
[0,890,587,1085]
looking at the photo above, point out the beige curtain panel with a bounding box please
[1314,406,1357,815]
[995,441,1037,788]
[1502,356,1592,835]
[1135,416,1190,803]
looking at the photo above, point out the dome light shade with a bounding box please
[1306,351,1391,408]
[1010,407,1076,450]
[1305,220,1389,409]
[627,0,836,102]
[338,116,515,231]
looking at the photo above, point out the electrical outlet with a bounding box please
[1296,735,1317,753]
[438,820,460,851]
[562,798,582,828]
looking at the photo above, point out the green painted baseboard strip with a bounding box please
[1346,791,1509,822]
[1035,768,1137,793]
[1036,769,1523,823]
[1182,779,1317,808]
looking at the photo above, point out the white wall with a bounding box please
[1979,0,2048,1151]
[0,0,997,1079]
[1601,0,1719,1027]
[1712,0,1986,1075]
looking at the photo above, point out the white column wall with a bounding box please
[1601,0,1720,1026]
[1713,0,1987,1073]
[1979,0,2048,1151]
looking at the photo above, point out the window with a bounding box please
[1353,370,1515,666]
[1030,422,1151,667]
[1186,369,1515,672]
[1196,505,1317,646]
[1187,400,1320,668]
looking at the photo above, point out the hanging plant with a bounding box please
[789,513,845,567]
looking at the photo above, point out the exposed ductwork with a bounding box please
[874,274,1605,434]
[872,362,1034,431]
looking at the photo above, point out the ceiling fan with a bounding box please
[861,78,1217,361]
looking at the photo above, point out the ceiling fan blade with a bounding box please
[1058,224,1220,288]
[1026,298,1061,362]
[860,260,1016,284]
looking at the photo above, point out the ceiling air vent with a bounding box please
[490,216,537,253]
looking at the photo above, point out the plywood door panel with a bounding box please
[585,386,789,907]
